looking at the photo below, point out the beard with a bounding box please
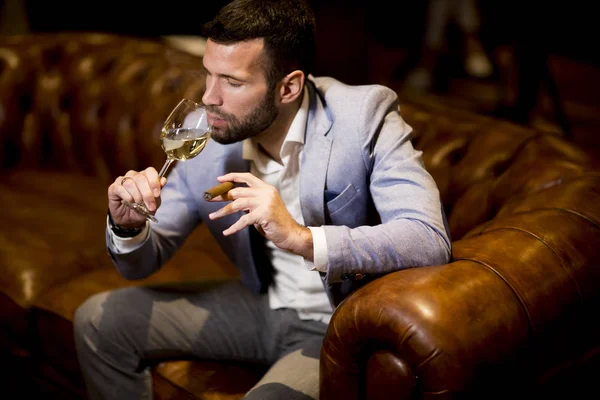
[206,90,279,145]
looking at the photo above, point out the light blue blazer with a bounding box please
[107,76,451,307]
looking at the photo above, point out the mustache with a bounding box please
[205,105,233,121]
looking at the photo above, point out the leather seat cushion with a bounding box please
[0,170,109,308]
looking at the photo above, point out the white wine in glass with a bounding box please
[121,98,212,222]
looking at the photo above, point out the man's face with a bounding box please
[202,38,278,144]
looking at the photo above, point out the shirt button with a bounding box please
[341,273,350,280]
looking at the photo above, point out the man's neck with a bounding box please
[254,96,303,165]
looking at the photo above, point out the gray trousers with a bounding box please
[73,280,328,400]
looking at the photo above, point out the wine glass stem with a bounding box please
[158,158,175,178]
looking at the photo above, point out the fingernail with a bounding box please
[154,189,160,197]
[209,212,215,219]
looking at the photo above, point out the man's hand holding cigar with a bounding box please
[205,173,314,261]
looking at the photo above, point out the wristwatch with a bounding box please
[107,209,144,238]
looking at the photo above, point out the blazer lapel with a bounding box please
[300,80,333,227]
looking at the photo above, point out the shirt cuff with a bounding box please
[305,226,328,272]
[107,216,150,254]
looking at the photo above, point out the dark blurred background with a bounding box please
[4,1,599,73]
[2,0,599,154]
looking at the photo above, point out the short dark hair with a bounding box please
[202,0,317,89]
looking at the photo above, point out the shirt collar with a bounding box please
[285,85,309,145]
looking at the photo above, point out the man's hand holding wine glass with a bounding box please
[108,167,166,229]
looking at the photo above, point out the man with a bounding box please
[73,0,451,399]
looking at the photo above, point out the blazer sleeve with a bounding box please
[322,86,451,283]
[105,162,202,280]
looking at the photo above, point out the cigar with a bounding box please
[203,182,234,201]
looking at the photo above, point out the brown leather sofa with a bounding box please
[1,33,599,399]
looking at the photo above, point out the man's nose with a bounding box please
[202,80,221,106]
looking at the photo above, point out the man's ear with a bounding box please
[278,70,305,104]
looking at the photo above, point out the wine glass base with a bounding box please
[121,200,159,223]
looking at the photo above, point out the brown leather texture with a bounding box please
[320,102,600,399]
[1,33,599,399]
[0,33,245,399]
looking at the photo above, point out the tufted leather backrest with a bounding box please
[1,34,597,242]
[398,101,597,240]
[0,33,206,182]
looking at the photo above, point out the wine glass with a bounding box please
[121,98,212,222]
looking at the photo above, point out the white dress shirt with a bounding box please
[109,86,333,323]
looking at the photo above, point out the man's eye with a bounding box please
[227,80,242,88]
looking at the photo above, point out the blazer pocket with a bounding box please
[326,183,357,214]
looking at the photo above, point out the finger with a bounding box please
[108,173,148,226]
[206,187,259,202]
[132,174,158,212]
[108,182,144,222]
[209,187,261,202]
[209,198,255,219]
[121,175,144,205]
[142,167,162,197]
[223,213,255,236]
[108,178,135,205]
[207,192,234,202]
[209,197,256,220]
[217,172,264,187]
[109,176,125,198]
[108,173,143,203]
[227,187,262,199]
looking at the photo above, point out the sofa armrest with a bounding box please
[320,260,532,400]
[320,174,600,399]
